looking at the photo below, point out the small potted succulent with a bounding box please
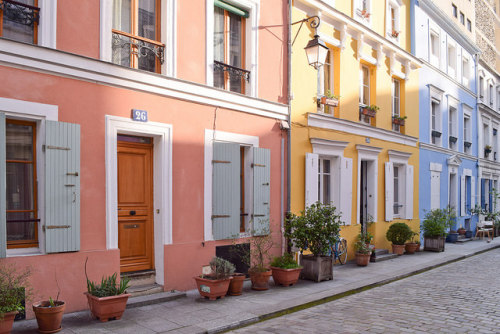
[84,258,131,322]
[195,257,235,300]
[354,240,372,266]
[0,266,31,334]
[386,222,413,255]
[318,90,340,108]
[392,115,407,126]
[360,104,379,118]
[270,253,302,287]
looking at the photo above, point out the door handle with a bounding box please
[130,210,136,216]
[124,224,139,229]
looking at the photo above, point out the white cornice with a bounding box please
[478,103,500,119]
[0,39,288,120]
[420,142,478,161]
[307,113,418,147]
[310,137,349,156]
[356,144,382,155]
[388,149,412,162]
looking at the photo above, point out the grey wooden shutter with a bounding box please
[45,121,80,253]
[0,113,5,258]
[305,153,319,207]
[212,142,240,240]
[252,147,270,236]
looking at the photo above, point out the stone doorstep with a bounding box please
[121,270,157,287]
[371,253,398,262]
[127,290,186,309]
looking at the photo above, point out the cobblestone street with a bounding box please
[232,249,500,334]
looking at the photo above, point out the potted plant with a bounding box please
[270,253,302,287]
[318,90,340,108]
[360,104,379,118]
[84,258,131,322]
[405,232,419,255]
[391,30,400,38]
[360,9,370,19]
[392,115,407,126]
[485,145,492,157]
[354,240,371,266]
[457,225,466,235]
[386,222,413,255]
[422,207,455,252]
[0,266,31,334]
[247,232,274,291]
[285,202,343,282]
[194,257,235,300]
[33,297,65,333]
[449,135,458,143]
[227,273,245,296]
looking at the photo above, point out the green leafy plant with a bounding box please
[386,222,413,245]
[422,207,456,237]
[392,115,407,121]
[232,227,275,273]
[85,258,130,298]
[206,257,235,280]
[485,145,492,151]
[366,104,380,112]
[354,240,372,255]
[285,202,343,257]
[324,90,340,100]
[270,253,301,269]
[358,231,373,245]
[0,266,31,316]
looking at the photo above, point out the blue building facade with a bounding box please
[412,0,481,233]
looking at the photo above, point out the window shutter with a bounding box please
[430,171,441,210]
[0,113,5,258]
[460,175,466,216]
[405,165,414,220]
[212,142,240,240]
[471,176,476,209]
[252,147,270,236]
[305,153,319,208]
[45,121,81,253]
[340,157,353,225]
[385,162,394,221]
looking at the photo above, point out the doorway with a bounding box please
[360,160,368,232]
[117,135,154,273]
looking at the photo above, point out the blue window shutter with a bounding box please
[45,121,80,253]
[0,113,5,258]
[252,147,270,236]
[212,142,240,240]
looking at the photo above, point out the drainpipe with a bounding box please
[284,0,293,255]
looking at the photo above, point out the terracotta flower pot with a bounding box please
[33,300,66,333]
[227,273,245,296]
[405,243,418,254]
[458,228,466,236]
[355,253,371,266]
[249,269,272,291]
[194,276,231,300]
[0,311,18,334]
[391,244,405,255]
[415,243,421,252]
[270,267,302,287]
[84,292,130,322]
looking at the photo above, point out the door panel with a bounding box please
[117,140,154,273]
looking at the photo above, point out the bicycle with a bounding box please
[329,237,348,264]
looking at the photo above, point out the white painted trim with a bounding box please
[105,116,172,286]
[356,144,381,224]
[310,138,348,156]
[430,162,442,172]
[420,142,477,160]
[307,113,418,146]
[99,0,112,62]
[38,0,57,49]
[388,149,411,164]
[204,129,259,241]
[0,98,59,257]
[463,168,472,177]
[0,39,287,120]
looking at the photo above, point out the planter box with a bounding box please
[299,255,333,282]
[431,130,441,138]
[84,292,130,322]
[449,136,457,143]
[194,276,231,300]
[360,107,376,118]
[319,96,339,107]
[271,267,302,287]
[424,236,445,252]
[464,141,472,148]
[392,118,405,126]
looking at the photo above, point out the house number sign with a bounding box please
[132,109,148,122]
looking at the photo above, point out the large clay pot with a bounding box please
[271,267,302,287]
[194,276,231,300]
[249,269,272,291]
[0,311,18,334]
[405,243,419,255]
[227,273,245,296]
[33,300,66,333]
[355,253,371,266]
[84,292,130,322]
[391,244,405,255]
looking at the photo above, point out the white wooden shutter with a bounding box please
[0,113,5,258]
[430,171,441,210]
[252,147,271,236]
[405,165,414,219]
[212,142,240,240]
[340,157,353,225]
[471,176,476,209]
[385,162,394,221]
[45,121,81,253]
[460,175,466,216]
[305,153,319,208]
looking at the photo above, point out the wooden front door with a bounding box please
[117,137,154,273]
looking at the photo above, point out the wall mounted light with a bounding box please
[292,16,328,69]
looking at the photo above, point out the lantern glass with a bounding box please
[304,36,329,69]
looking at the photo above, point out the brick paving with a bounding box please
[231,248,500,333]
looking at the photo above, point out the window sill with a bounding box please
[7,247,43,257]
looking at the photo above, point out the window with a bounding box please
[318,158,333,205]
[356,145,381,225]
[385,151,413,221]
[449,106,457,150]
[467,19,471,32]
[493,128,498,161]
[112,0,164,73]
[213,3,248,94]
[452,4,457,17]
[462,57,470,87]
[0,0,39,44]
[356,0,371,23]
[447,43,457,78]
[489,83,494,107]
[483,122,490,159]
[386,1,400,40]
[464,114,471,153]
[431,101,441,145]
[360,65,370,107]
[479,76,484,99]
[449,172,458,213]
[430,31,440,67]
[460,12,465,25]
[392,78,401,132]
[318,50,335,114]
[6,120,38,248]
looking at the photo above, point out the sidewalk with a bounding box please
[13,238,500,334]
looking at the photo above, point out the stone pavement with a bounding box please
[232,246,500,334]
[12,238,500,334]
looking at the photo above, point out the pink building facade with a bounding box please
[0,0,288,316]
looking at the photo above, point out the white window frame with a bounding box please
[448,168,459,215]
[483,120,491,159]
[429,29,440,68]
[317,157,339,205]
[318,50,335,114]
[429,85,444,146]
[387,150,413,220]
[356,145,381,224]
[463,104,472,154]
[392,77,401,132]
[430,162,442,210]
[448,96,459,151]
[385,0,402,42]
[37,0,58,48]
[99,0,177,77]
[206,0,259,97]
[447,42,457,79]
[462,55,470,88]
[493,124,499,161]
[355,0,372,25]
[489,81,494,107]
[360,64,370,107]
[479,75,485,100]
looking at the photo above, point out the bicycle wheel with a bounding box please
[337,239,348,264]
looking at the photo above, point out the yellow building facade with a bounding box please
[291,0,422,259]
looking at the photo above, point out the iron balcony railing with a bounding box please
[112,29,165,65]
[0,0,40,27]
[214,60,250,82]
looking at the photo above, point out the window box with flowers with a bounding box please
[485,145,492,157]
[392,115,407,126]
[360,105,379,118]
[431,130,442,138]
[390,30,400,38]
[359,9,370,19]
[318,90,340,108]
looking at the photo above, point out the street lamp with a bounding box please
[292,16,328,69]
